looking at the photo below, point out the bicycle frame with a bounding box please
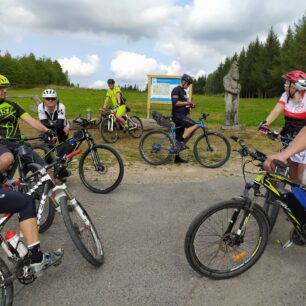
[254,172,306,232]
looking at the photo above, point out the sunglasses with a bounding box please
[45,97,56,101]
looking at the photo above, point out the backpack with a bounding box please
[119,93,126,105]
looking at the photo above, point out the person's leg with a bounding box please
[115,105,127,127]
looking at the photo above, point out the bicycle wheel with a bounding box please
[99,118,118,143]
[60,196,104,267]
[139,130,174,165]
[79,144,124,193]
[128,116,143,138]
[30,143,56,164]
[184,200,269,279]
[193,132,231,168]
[23,163,56,234]
[262,190,280,233]
[0,258,13,306]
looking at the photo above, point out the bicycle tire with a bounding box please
[79,144,124,193]
[99,118,118,143]
[0,257,13,306]
[60,197,104,267]
[263,190,280,233]
[23,163,56,234]
[30,143,56,164]
[139,130,174,165]
[184,200,269,279]
[128,116,143,138]
[193,132,231,168]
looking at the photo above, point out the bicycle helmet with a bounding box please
[107,79,115,85]
[181,74,193,85]
[42,89,57,98]
[0,75,10,87]
[283,70,306,91]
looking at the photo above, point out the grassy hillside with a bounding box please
[7,86,284,128]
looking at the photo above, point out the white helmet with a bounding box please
[42,89,57,98]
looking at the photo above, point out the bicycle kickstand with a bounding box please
[275,239,293,249]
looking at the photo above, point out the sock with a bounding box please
[28,241,43,263]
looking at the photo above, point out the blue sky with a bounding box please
[1,0,305,89]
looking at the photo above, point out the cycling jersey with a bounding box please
[38,102,69,143]
[278,91,306,136]
[106,86,121,108]
[171,86,189,116]
[0,100,28,138]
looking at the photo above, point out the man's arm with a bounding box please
[102,97,109,109]
[22,114,48,133]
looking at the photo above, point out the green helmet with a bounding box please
[0,75,10,87]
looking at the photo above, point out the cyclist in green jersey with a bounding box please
[102,79,127,129]
[0,75,55,181]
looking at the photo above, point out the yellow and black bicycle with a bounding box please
[184,135,306,279]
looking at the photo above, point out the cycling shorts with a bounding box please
[172,113,196,128]
[0,142,46,166]
[114,105,126,117]
[0,189,36,221]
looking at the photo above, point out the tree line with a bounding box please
[0,52,70,87]
[195,13,306,98]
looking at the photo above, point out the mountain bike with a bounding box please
[139,112,231,167]
[30,116,125,194]
[0,150,104,306]
[20,149,104,266]
[184,135,306,279]
[99,108,143,143]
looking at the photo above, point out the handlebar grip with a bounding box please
[272,159,287,170]
[65,149,81,160]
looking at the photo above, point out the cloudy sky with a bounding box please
[1,0,305,88]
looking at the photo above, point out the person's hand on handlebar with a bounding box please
[263,152,287,171]
[42,129,57,143]
[258,120,269,136]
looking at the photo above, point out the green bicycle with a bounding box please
[185,136,306,279]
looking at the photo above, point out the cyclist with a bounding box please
[0,188,63,273]
[171,74,197,163]
[102,78,127,129]
[38,89,69,143]
[258,70,306,183]
[0,75,55,182]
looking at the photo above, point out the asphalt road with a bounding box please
[14,176,306,306]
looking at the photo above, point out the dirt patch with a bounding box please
[122,156,244,185]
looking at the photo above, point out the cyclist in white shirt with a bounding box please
[38,89,69,143]
[259,70,306,183]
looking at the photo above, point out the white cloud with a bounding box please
[89,80,106,89]
[58,55,100,77]
[110,51,182,82]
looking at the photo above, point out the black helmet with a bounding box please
[107,78,115,85]
[181,74,193,85]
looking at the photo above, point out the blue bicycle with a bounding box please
[139,112,231,167]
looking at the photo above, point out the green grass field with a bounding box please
[7,86,284,128]
[8,86,285,165]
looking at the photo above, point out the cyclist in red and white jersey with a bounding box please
[259,70,306,183]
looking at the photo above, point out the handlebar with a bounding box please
[230,135,267,163]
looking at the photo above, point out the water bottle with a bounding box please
[86,108,91,121]
[4,231,28,258]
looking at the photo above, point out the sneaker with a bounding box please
[174,156,188,163]
[30,248,64,275]
[175,141,189,152]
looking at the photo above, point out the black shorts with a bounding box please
[0,189,36,221]
[172,114,196,128]
[0,141,46,166]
